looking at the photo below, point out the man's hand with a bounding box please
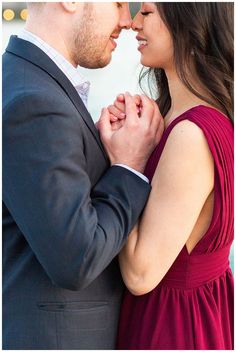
[97,92,164,173]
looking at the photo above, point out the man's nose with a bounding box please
[119,7,132,29]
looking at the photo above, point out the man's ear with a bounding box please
[60,2,78,14]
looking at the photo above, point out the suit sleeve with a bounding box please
[3,91,151,290]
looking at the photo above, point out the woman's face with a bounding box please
[132,2,174,70]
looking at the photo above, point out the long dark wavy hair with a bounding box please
[140,3,234,121]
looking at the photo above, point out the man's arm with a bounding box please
[3,91,151,291]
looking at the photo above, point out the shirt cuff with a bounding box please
[114,164,149,183]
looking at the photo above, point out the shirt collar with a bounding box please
[18,29,90,106]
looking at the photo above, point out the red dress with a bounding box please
[117,106,234,350]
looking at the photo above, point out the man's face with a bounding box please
[72,2,131,68]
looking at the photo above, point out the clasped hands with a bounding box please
[97,93,164,174]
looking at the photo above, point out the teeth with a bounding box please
[138,40,147,46]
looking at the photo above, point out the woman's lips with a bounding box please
[137,40,148,51]
[136,36,148,51]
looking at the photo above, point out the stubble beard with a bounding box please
[72,6,112,69]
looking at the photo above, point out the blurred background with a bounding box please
[2,2,234,271]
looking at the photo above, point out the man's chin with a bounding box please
[79,55,111,69]
[93,55,112,69]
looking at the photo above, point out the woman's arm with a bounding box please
[119,119,214,295]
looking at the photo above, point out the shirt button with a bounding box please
[82,82,89,90]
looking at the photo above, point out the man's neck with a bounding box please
[24,24,76,67]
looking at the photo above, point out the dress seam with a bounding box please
[160,266,231,291]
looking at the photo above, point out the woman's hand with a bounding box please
[96,93,142,131]
[108,93,142,122]
[108,94,143,131]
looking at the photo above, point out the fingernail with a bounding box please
[120,113,126,117]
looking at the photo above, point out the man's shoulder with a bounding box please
[2,46,78,117]
[3,50,49,80]
[3,53,67,102]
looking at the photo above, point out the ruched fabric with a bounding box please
[117,106,234,350]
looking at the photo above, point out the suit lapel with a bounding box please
[6,36,108,158]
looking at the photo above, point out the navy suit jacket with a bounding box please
[2,36,151,349]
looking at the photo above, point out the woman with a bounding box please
[99,2,234,350]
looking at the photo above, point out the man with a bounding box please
[3,2,162,349]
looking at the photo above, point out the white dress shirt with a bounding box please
[17,29,149,183]
[18,28,90,107]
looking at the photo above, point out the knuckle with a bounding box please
[114,100,120,107]
[129,120,139,130]
[143,125,152,138]
[133,121,140,129]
